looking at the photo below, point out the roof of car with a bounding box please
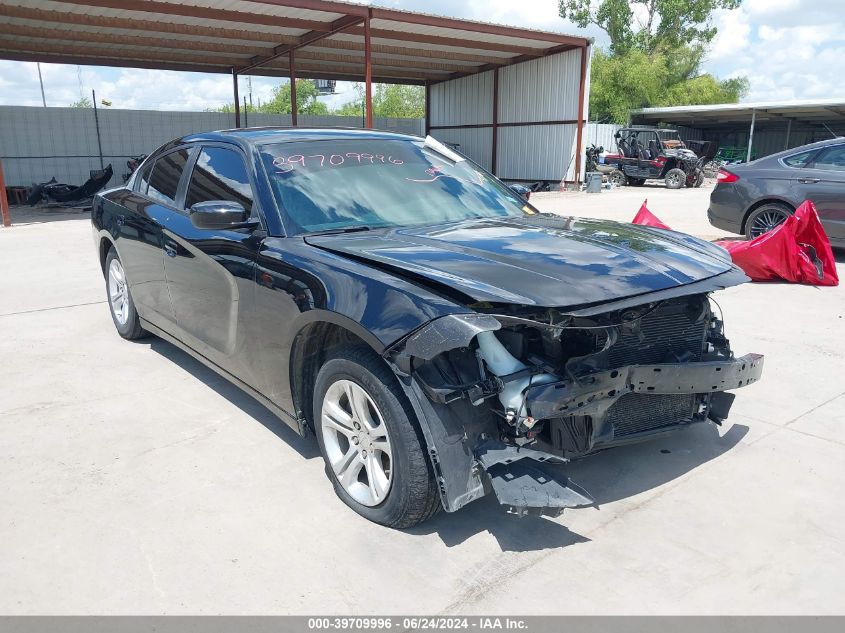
[174,127,422,148]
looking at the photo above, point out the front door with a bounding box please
[161,144,263,383]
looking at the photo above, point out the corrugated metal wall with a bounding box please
[429,71,494,126]
[428,48,586,183]
[0,106,424,187]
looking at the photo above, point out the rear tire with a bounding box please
[745,203,792,239]
[313,345,441,528]
[665,168,686,189]
[104,247,147,340]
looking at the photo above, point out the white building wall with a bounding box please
[427,48,587,183]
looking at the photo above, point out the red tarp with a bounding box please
[631,199,839,286]
[631,199,671,230]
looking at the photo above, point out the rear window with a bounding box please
[782,149,816,168]
[147,149,190,206]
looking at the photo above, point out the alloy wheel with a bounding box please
[750,210,788,238]
[321,379,393,507]
[108,258,130,326]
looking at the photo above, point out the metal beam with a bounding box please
[747,109,756,163]
[492,67,499,176]
[289,50,297,127]
[0,50,430,83]
[0,159,10,228]
[345,26,545,56]
[369,7,588,46]
[364,12,373,129]
[50,0,334,32]
[785,118,792,150]
[0,5,298,45]
[238,14,363,74]
[232,68,241,128]
[424,81,431,136]
[573,45,589,184]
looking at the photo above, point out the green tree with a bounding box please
[332,83,425,119]
[560,0,748,123]
[69,96,92,108]
[212,79,328,115]
[560,0,742,55]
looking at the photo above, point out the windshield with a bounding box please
[259,137,530,235]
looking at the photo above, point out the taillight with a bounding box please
[717,169,739,183]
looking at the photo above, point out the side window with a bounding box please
[147,148,190,206]
[185,147,254,214]
[782,149,817,168]
[135,161,153,194]
[812,145,845,171]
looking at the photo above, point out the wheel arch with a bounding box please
[288,311,388,432]
[741,198,795,234]
[97,232,117,277]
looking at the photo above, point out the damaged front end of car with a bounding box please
[384,276,764,517]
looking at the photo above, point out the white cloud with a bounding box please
[703,0,845,102]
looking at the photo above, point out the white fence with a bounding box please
[0,106,424,188]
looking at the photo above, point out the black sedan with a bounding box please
[709,137,845,244]
[93,128,763,527]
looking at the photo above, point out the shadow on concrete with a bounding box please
[411,421,748,552]
[7,205,91,226]
[147,337,320,460]
[142,330,749,550]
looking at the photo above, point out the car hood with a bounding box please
[305,215,736,308]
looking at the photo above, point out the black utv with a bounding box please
[606,127,704,189]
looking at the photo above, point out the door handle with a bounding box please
[798,178,820,184]
[164,240,178,258]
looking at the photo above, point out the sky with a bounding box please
[1,0,843,112]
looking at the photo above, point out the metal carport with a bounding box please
[0,1,592,226]
[631,100,845,163]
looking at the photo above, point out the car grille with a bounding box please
[606,393,696,437]
[606,299,707,368]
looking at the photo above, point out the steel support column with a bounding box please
[747,109,756,163]
[492,67,499,176]
[232,68,241,128]
[290,49,298,126]
[364,11,373,128]
[784,118,792,150]
[424,81,431,136]
[0,159,11,228]
[572,44,589,185]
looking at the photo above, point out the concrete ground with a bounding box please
[1,186,843,615]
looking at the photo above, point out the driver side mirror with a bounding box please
[189,200,258,230]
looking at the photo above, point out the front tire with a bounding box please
[665,168,686,189]
[313,345,440,528]
[105,247,147,340]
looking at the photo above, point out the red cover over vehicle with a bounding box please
[713,201,838,286]
[630,200,839,286]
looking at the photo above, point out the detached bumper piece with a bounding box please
[476,442,593,517]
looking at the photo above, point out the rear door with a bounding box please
[113,148,191,329]
[801,143,845,242]
[161,143,263,382]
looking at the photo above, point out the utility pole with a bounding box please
[36,63,46,107]
[248,76,253,109]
